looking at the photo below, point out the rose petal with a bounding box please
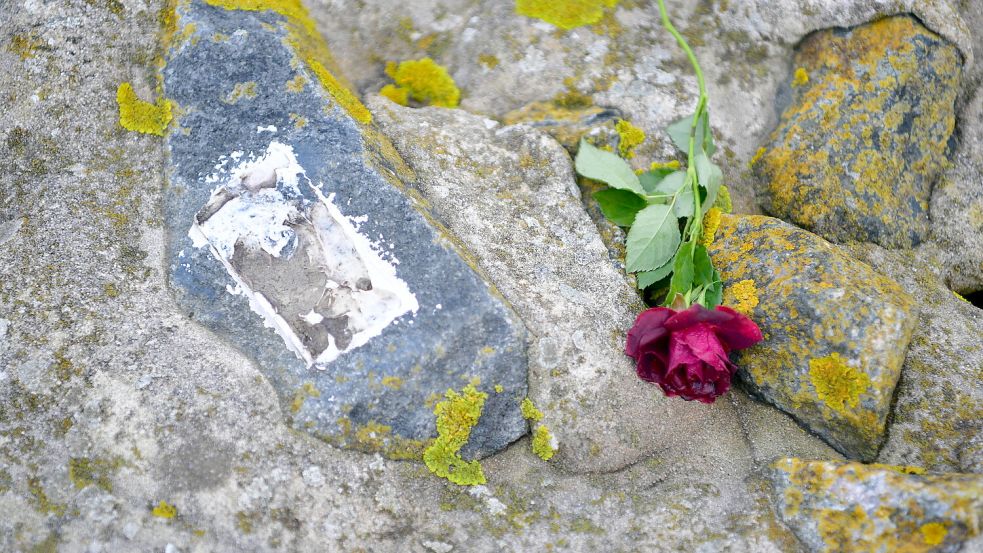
[626,307,675,359]
[667,333,702,371]
[709,306,764,351]
[636,351,668,384]
[665,304,734,332]
[674,323,730,371]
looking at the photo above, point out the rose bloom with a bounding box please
[625,304,763,403]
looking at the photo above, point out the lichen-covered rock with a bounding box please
[753,16,962,248]
[767,458,983,553]
[709,215,918,460]
[924,86,983,294]
[370,97,756,475]
[845,245,983,473]
[162,0,528,459]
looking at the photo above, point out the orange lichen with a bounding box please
[920,522,947,545]
[725,278,759,315]
[792,67,809,87]
[809,353,871,415]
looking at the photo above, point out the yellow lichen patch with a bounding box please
[869,463,926,475]
[383,58,460,108]
[515,0,619,31]
[520,398,544,422]
[809,353,871,415]
[792,67,810,87]
[381,376,404,390]
[152,500,178,519]
[725,279,759,315]
[754,16,960,248]
[531,425,557,461]
[379,84,409,106]
[289,382,320,414]
[700,207,722,248]
[116,82,173,136]
[615,119,645,158]
[202,0,371,124]
[354,421,394,450]
[423,384,487,486]
[478,53,500,69]
[223,81,257,104]
[9,32,44,60]
[714,184,733,213]
[651,160,681,171]
[494,384,504,393]
[920,522,947,545]
[308,60,372,124]
[285,73,307,93]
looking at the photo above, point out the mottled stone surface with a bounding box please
[370,97,760,475]
[753,16,962,248]
[163,0,527,458]
[2,0,982,550]
[768,458,983,553]
[710,215,918,461]
[924,86,983,294]
[846,245,983,473]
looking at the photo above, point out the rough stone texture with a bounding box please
[922,86,983,294]
[1,0,982,551]
[163,0,528,459]
[845,245,983,473]
[709,215,918,461]
[768,458,983,553]
[370,97,759,475]
[753,16,962,249]
[308,0,973,221]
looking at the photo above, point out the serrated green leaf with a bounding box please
[693,244,714,286]
[694,152,722,215]
[704,269,723,308]
[625,204,681,273]
[593,189,647,227]
[636,257,676,289]
[667,114,694,153]
[668,111,715,157]
[655,170,694,219]
[639,170,665,193]
[701,111,716,157]
[575,139,645,195]
[666,241,695,302]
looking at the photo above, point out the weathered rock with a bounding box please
[845,245,983,473]
[923,86,983,294]
[709,215,917,460]
[370,97,757,475]
[768,458,983,553]
[753,16,962,248]
[162,0,527,458]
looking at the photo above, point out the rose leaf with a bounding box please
[593,189,648,227]
[625,204,681,273]
[575,139,645,195]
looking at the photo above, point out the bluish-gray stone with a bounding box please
[161,0,527,459]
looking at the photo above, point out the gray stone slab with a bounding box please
[162,0,527,459]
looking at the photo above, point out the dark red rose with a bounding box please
[625,304,763,403]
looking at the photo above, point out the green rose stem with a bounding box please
[658,0,710,307]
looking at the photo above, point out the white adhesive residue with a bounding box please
[189,141,418,368]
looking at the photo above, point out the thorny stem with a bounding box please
[657,0,709,251]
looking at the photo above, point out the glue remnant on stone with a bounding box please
[189,141,418,367]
